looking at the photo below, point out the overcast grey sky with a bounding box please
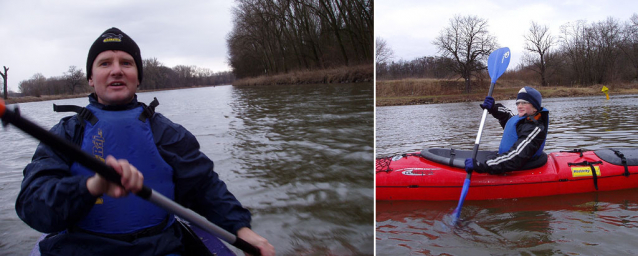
[0,0,235,92]
[4,1,637,92]
[376,0,638,69]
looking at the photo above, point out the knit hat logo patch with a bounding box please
[101,33,123,43]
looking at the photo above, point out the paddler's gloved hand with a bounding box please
[465,158,485,174]
[464,158,474,174]
[465,158,486,174]
[480,96,495,112]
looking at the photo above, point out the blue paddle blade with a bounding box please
[452,178,471,224]
[487,47,511,83]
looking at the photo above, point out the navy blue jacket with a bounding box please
[15,94,251,255]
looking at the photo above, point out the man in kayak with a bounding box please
[15,27,275,256]
[465,86,549,175]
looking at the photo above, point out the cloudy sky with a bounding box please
[3,1,637,92]
[376,0,638,69]
[0,0,236,92]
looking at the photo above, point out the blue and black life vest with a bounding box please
[498,108,549,158]
[56,98,175,234]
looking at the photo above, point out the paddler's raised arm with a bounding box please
[479,96,515,129]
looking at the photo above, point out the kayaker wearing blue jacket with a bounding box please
[465,86,549,175]
[15,27,275,256]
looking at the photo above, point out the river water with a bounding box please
[376,94,638,255]
[0,83,374,255]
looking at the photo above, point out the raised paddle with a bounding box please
[451,47,511,224]
[0,98,261,256]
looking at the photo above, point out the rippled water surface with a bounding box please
[376,94,638,255]
[0,83,373,255]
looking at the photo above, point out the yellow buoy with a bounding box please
[601,86,609,100]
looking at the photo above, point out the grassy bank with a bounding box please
[376,78,638,106]
[233,64,373,86]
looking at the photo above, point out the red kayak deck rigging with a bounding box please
[376,148,638,201]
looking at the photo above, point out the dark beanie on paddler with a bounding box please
[517,86,542,111]
[86,27,143,83]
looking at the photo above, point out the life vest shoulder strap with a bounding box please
[53,104,98,146]
[52,97,160,145]
[53,104,99,126]
[138,97,159,122]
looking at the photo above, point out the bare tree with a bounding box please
[591,17,622,83]
[559,18,622,85]
[227,0,373,79]
[64,66,85,95]
[559,20,592,85]
[377,56,456,80]
[433,15,498,93]
[620,13,638,81]
[376,37,394,64]
[1,66,8,100]
[19,73,46,97]
[142,58,164,90]
[173,65,197,87]
[376,37,395,79]
[523,21,556,86]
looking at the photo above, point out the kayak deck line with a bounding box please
[377,172,638,188]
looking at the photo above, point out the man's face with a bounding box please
[89,50,139,105]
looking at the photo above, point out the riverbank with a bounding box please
[376,78,638,106]
[2,85,223,105]
[232,64,373,86]
[3,64,374,104]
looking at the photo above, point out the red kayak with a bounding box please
[376,148,638,201]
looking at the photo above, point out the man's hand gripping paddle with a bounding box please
[451,47,511,225]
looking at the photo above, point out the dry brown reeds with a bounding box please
[233,64,373,86]
[377,78,638,106]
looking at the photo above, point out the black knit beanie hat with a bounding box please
[86,27,143,83]
[516,86,542,111]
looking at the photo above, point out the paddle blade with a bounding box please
[452,178,471,224]
[487,47,511,83]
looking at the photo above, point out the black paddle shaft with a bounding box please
[1,106,262,256]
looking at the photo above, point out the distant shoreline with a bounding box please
[4,65,373,104]
[376,78,638,106]
[2,85,223,105]
[232,64,372,86]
